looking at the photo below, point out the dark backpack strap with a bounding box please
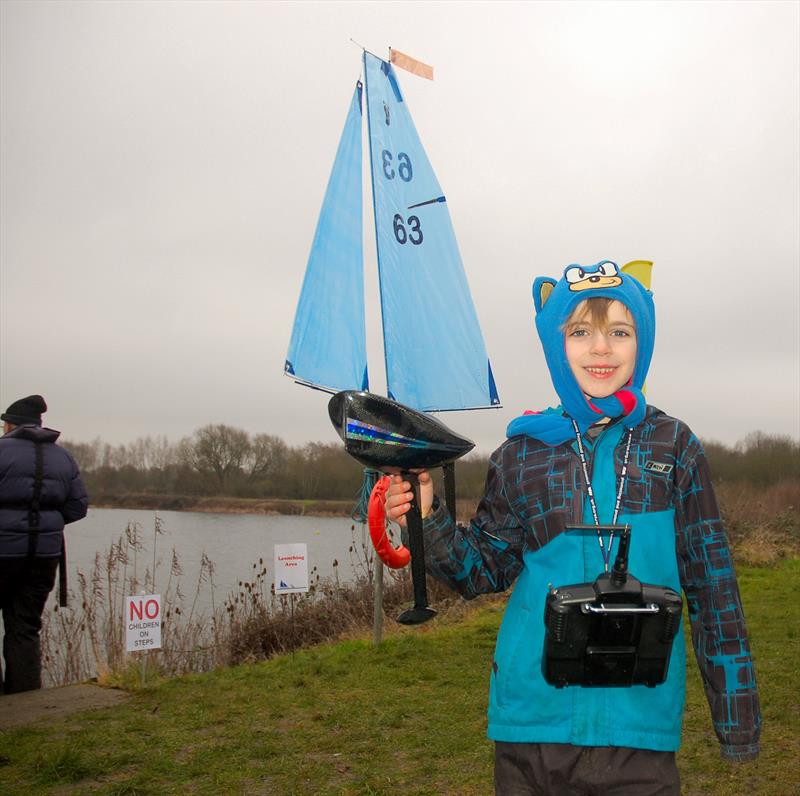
[59,535,68,607]
[26,442,44,560]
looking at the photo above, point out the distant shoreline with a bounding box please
[90,493,477,522]
[90,494,355,518]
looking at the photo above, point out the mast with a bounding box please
[362,49,392,400]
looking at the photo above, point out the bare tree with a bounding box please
[247,433,288,481]
[182,424,251,490]
[61,437,103,471]
[126,435,179,470]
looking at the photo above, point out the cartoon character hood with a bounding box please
[532,259,656,426]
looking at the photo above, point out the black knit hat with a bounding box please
[1,395,48,426]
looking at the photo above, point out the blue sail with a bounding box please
[363,53,500,411]
[285,84,369,393]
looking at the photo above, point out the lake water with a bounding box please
[53,507,373,615]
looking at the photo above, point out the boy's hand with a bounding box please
[384,471,434,527]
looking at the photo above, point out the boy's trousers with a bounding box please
[495,742,681,796]
[0,558,59,694]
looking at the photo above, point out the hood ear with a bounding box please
[621,260,653,291]
[533,277,557,314]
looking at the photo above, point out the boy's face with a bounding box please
[564,300,637,399]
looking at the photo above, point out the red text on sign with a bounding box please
[129,599,160,621]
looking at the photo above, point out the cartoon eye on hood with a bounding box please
[565,260,622,292]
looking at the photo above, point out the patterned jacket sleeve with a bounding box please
[673,428,762,761]
[421,446,525,599]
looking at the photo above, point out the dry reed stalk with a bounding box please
[40,486,797,687]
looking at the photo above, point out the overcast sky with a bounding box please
[1,0,798,454]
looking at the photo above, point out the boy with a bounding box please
[385,261,760,795]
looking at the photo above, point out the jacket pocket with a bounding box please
[493,605,532,710]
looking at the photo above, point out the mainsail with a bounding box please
[285,85,368,393]
[363,52,499,411]
[286,52,500,412]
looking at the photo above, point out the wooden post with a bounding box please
[372,560,384,645]
[139,589,147,686]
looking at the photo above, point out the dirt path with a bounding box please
[0,684,129,730]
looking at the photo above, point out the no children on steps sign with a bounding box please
[125,594,162,652]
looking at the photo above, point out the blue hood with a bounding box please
[533,260,655,425]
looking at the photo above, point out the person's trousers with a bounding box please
[495,742,681,796]
[0,557,59,694]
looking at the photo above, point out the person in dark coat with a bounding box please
[0,394,88,693]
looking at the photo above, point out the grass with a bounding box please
[1,559,798,795]
[678,559,800,796]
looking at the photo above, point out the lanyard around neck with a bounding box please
[570,419,634,571]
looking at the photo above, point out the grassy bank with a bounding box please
[1,559,798,795]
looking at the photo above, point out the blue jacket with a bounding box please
[0,424,88,558]
[422,407,761,760]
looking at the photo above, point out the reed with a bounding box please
[40,482,798,687]
[716,479,799,566]
[40,516,226,687]
[39,517,458,687]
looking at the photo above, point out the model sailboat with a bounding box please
[285,49,500,412]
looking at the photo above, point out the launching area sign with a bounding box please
[274,543,309,594]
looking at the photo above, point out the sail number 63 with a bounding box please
[393,214,423,245]
[382,150,413,182]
